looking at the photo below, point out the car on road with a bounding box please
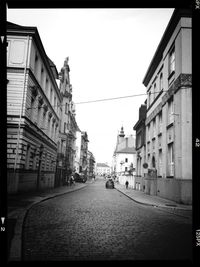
[105,178,114,189]
[74,173,87,183]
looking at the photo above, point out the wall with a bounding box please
[157,178,192,204]
[7,170,55,193]
[118,175,135,189]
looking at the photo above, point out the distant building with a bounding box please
[56,57,80,186]
[112,127,136,176]
[142,9,192,204]
[80,131,89,175]
[74,130,82,174]
[87,151,96,179]
[96,163,111,176]
[133,103,147,191]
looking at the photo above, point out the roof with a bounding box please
[47,57,59,79]
[142,8,192,87]
[115,136,136,154]
[96,163,110,168]
[7,21,35,30]
[133,118,145,131]
[115,147,136,154]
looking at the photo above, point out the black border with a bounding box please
[1,0,199,265]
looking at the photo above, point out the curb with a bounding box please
[115,188,155,207]
[8,183,88,262]
[115,187,192,211]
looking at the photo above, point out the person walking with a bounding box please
[125,180,129,189]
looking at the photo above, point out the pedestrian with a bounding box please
[69,175,73,186]
[125,180,129,189]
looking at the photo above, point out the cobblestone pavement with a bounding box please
[22,178,192,261]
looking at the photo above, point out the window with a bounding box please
[168,98,174,124]
[42,111,46,132]
[34,54,40,81]
[147,142,150,153]
[148,91,151,107]
[152,139,155,151]
[54,97,56,110]
[168,143,174,176]
[158,112,162,133]
[30,96,36,122]
[159,73,163,91]
[169,47,175,75]
[46,78,49,95]
[158,150,162,176]
[37,105,41,126]
[153,83,156,99]
[50,87,53,103]
[32,148,37,170]
[152,156,156,168]
[6,41,10,64]
[158,135,162,148]
[147,124,151,141]
[153,119,156,137]
[64,122,67,133]
[136,132,142,149]
[47,117,51,135]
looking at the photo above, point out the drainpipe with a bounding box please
[13,36,30,181]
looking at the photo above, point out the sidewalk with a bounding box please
[114,183,192,211]
[7,181,92,261]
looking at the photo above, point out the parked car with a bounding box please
[105,178,114,189]
[74,173,87,183]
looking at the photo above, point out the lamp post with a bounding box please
[37,144,44,190]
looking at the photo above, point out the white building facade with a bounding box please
[96,163,111,176]
[142,9,192,204]
[112,127,136,188]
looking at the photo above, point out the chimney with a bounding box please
[139,104,147,120]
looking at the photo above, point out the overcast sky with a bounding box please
[7,8,174,166]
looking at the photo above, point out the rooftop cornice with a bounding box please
[142,8,192,87]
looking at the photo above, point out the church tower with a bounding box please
[118,126,125,144]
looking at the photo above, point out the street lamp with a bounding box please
[37,144,44,190]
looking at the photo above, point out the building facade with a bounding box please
[7,22,81,193]
[7,22,62,193]
[79,131,89,175]
[87,151,96,180]
[142,9,192,204]
[56,57,80,186]
[96,163,111,176]
[112,127,136,176]
[133,103,147,191]
[74,130,82,174]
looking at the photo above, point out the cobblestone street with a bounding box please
[22,178,192,261]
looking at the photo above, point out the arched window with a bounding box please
[152,155,156,169]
